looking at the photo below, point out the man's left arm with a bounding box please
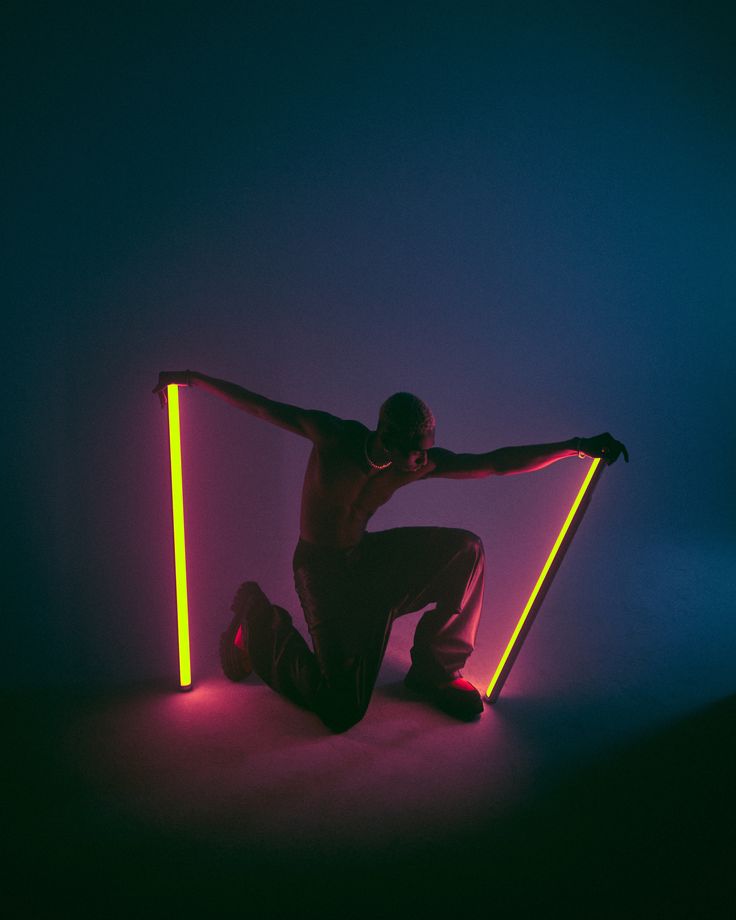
[426,433,629,479]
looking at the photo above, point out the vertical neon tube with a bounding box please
[166,384,192,690]
[486,457,604,703]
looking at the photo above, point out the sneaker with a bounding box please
[218,582,258,681]
[404,668,484,721]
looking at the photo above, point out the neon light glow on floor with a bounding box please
[166,384,192,689]
[485,457,605,703]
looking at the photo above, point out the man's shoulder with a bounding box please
[420,447,456,478]
[304,412,364,445]
[340,418,369,436]
[333,417,370,450]
[426,446,453,466]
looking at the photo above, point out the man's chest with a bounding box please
[313,443,408,511]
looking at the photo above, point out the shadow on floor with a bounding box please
[5,684,735,917]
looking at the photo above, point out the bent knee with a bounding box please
[323,710,365,734]
[317,685,369,734]
[321,701,367,734]
[455,529,484,558]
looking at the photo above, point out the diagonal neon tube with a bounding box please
[485,457,602,701]
[166,384,192,689]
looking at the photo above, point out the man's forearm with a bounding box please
[491,439,578,475]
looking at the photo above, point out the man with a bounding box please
[153,370,628,732]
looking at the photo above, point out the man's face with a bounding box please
[383,428,435,473]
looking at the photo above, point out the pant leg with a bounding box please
[243,594,324,711]
[357,527,485,684]
[244,542,394,733]
[291,542,395,733]
[244,528,484,730]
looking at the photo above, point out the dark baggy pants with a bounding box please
[244,527,485,733]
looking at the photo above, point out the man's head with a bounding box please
[376,392,435,472]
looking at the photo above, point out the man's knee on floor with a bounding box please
[321,698,368,733]
[317,682,370,734]
[323,708,366,734]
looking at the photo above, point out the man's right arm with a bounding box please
[154,370,341,443]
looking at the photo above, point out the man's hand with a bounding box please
[152,370,192,408]
[580,432,629,465]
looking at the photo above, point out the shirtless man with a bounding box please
[154,370,629,732]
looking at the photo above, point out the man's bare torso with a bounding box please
[299,419,436,549]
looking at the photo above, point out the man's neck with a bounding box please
[365,431,392,470]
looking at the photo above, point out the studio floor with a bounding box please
[7,609,735,918]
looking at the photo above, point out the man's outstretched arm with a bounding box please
[152,369,341,442]
[427,433,629,479]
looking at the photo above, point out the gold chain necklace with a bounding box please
[364,432,392,470]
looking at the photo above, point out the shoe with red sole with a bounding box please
[404,668,484,721]
[218,581,261,681]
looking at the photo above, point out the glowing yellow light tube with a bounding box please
[486,457,605,703]
[166,384,192,690]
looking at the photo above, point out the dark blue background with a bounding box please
[5,1,734,734]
